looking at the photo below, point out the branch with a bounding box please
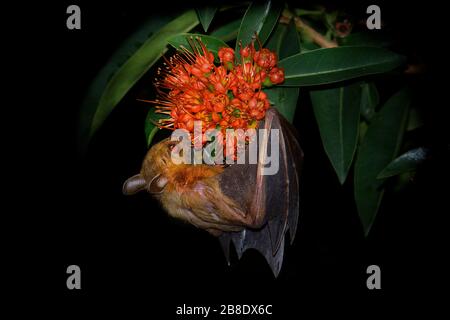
[294,16,337,48]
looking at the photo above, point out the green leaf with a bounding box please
[210,19,241,42]
[196,6,218,32]
[265,21,300,123]
[279,21,302,60]
[265,87,299,123]
[78,14,176,151]
[299,40,321,53]
[354,88,411,235]
[377,147,430,179]
[359,121,368,144]
[406,106,424,131]
[391,171,416,193]
[167,33,229,58]
[265,23,288,56]
[79,10,199,150]
[144,107,170,147]
[278,46,406,86]
[235,0,282,60]
[360,82,379,122]
[310,83,361,184]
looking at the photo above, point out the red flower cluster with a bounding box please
[152,38,284,155]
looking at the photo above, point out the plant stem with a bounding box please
[281,8,337,49]
[294,8,325,17]
[294,16,337,48]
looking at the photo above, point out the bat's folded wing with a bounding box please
[218,109,303,277]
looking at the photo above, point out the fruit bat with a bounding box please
[123,108,303,276]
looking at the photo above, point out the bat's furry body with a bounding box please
[123,109,303,276]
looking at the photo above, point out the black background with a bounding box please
[8,0,448,316]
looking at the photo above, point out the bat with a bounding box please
[123,108,303,276]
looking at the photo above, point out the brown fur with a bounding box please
[135,139,251,235]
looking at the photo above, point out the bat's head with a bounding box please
[122,138,177,196]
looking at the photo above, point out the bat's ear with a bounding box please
[148,174,168,194]
[123,174,147,195]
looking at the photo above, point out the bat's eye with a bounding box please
[167,141,181,157]
[167,141,178,152]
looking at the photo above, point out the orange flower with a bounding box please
[150,38,285,158]
[254,48,277,69]
[218,47,235,64]
[269,67,285,85]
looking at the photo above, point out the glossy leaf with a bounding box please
[78,14,176,151]
[299,40,321,53]
[79,10,199,150]
[377,147,430,179]
[359,121,368,144]
[279,21,302,60]
[360,82,379,121]
[265,21,300,123]
[311,83,362,184]
[265,87,299,123]
[265,23,288,56]
[167,33,229,58]
[196,6,218,32]
[407,106,424,131]
[266,20,302,60]
[210,19,241,42]
[278,46,406,86]
[144,107,170,147]
[235,0,282,60]
[354,88,411,235]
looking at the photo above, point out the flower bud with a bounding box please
[269,67,285,84]
[218,47,235,64]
